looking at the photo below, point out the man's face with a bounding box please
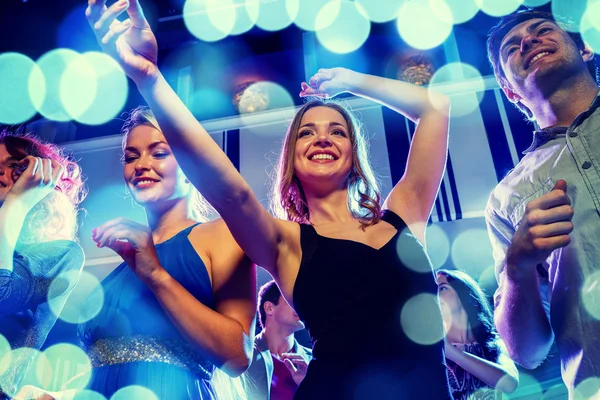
[266,297,305,333]
[498,18,587,102]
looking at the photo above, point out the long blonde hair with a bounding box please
[271,100,382,228]
[0,131,87,245]
[120,106,216,222]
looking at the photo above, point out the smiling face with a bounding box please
[292,106,354,190]
[123,125,191,207]
[498,18,591,103]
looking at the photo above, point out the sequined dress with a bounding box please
[78,224,217,399]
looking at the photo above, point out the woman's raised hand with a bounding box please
[300,67,359,99]
[85,0,158,84]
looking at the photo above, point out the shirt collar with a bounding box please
[524,90,600,154]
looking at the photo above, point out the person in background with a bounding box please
[243,280,312,400]
[436,269,518,399]
[0,132,86,399]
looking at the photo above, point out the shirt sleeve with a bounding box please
[485,200,551,321]
[0,241,83,317]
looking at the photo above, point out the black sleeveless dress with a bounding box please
[293,210,451,399]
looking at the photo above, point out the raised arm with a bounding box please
[1,157,66,311]
[301,68,450,241]
[85,0,295,276]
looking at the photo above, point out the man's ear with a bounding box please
[264,301,275,316]
[502,82,522,104]
[581,44,595,63]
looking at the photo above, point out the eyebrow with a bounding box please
[299,122,346,129]
[124,140,169,153]
[500,20,552,54]
[0,156,18,163]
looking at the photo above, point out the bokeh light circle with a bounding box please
[38,343,92,391]
[523,0,551,6]
[48,270,104,324]
[74,390,108,400]
[426,224,450,269]
[396,0,453,50]
[0,334,11,376]
[230,0,260,36]
[429,62,486,118]
[449,228,494,279]
[551,0,589,33]
[580,1,600,52]
[238,81,294,115]
[400,293,445,345]
[475,0,524,18]
[507,372,542,399]
[294,0,331,31]
[256,0,299,32]
[396,225,435,273]
[581,271,600,320]
[110,385,159,400]
[183,0,235,42]
[61,52,128,125]
[430,0,479,25]
[0,53,43,124]
[355,0,403,23]
[30,48,80,122]
[574,377,600,400]
[0,348,46,397]
[315,0,371,54]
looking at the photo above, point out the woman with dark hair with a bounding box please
[0,132,87,398]
[86,0,451,398]
[436,269,519,399]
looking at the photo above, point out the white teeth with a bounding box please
[311,154,334,161]
[136,180,155,185]
[530,52,549,65]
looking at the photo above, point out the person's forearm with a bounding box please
[347,72,449,122]
[146,269,253,377]
[135,73,249,213]
[0,197,29,271]
[446,346,517,393]
[495,263,553,369]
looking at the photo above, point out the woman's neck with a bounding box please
[445,313,475,344]
[304,187,355,226]
[146,198,197,243]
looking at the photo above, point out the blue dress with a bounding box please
[78,224,217,399]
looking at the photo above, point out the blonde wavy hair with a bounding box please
[0,131,87,245]
[120,106,216,222]
[271,100,382,228]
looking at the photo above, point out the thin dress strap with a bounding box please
[380,209,408,231]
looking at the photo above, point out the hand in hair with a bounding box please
[85,0,158,84]
[506,180,574,273]
[6,156,65,211]
[92,217,162,283]
[300,68,358,99]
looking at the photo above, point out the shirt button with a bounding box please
[582,161,592,169]
[569,131,578,137]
